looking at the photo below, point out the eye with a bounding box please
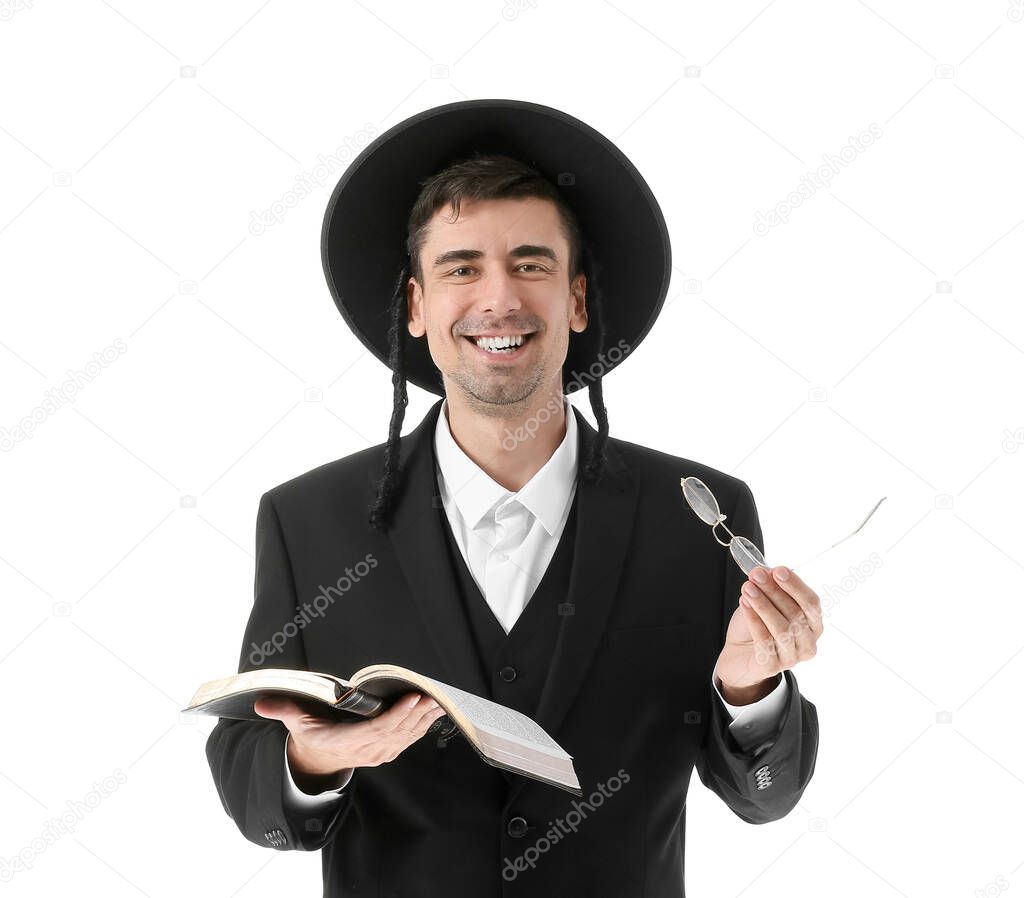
[448,264,547,277]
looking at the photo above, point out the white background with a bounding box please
[2,1,1022,896]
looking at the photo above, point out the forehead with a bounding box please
[423,195,565,248]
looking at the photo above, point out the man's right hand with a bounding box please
[254,692,448,790]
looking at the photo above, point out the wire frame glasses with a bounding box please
[679,476,886,577]
[680,477,767,575]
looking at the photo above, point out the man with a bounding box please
[205,99,820,897]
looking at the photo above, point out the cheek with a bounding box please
[436,323,467,357]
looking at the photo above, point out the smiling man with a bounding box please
[407,194,587,493]
[205,99,820,898]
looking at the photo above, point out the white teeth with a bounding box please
[474,334,525,351]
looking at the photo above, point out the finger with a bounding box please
[739,598,780,674]
[775,592,821,663]
[253,697,320,731]
[775,612,805,669]
[253,696,286,719]
[410,696,447,731]
[739,595,771,642]
[750,567,804,622]
[379,692,430,730]
[393,695,446,742]
[770,566,823,634]
[787,616,819,663]
[749,568,819,652]
[382,692,442,735]
[742,583,798,668]
[741,579,790,635]
[417,707,449,740]
[765,565,827,643]
[762,594,818,668]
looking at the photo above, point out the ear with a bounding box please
[407,275,425,338]
[569,272,588,334]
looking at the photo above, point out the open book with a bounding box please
[183,663,582,796]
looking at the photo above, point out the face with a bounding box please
[407,195,587,413]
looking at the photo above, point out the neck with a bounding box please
[443,387,568,493]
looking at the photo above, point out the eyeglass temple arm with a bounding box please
[792,496,887,572]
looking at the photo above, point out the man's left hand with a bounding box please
[714,565,823,703]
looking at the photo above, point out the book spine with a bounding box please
[336,687,385,718]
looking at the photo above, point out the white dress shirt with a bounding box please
[282,397,788,807]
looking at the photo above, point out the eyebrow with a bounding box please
[431,244,559,269]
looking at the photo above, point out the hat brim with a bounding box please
[321,98,671,398]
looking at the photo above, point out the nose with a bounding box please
[474,266,522,317]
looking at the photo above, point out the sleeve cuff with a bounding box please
[282,732,353,810]
[711,671,789,751]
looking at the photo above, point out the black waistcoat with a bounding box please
[433,473,581,770]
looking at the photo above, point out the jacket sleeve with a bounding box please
[205,491,355,851]
[694,479,820,824]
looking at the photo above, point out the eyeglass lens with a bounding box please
[681,476,768,576]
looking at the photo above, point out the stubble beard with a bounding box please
[449,348,550,419]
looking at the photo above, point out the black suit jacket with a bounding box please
[206,398,819,897]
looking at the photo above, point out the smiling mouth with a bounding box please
[463,333,536,355]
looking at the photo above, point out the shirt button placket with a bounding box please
[492,501,516,564]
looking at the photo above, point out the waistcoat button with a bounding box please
[499,665,517,682]
[507,815,528,838]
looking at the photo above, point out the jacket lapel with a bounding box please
[377,399,492,700]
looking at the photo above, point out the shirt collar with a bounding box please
[434,396,579,536]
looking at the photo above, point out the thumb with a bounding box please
[254,696,306,728]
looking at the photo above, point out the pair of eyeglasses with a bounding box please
[679,476,886,577]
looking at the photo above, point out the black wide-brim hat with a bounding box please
[321,98,672,398]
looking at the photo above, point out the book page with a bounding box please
[416,675,571,759]
[187,668,343,708]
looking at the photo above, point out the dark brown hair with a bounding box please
[368,152,610,531]
[406,153,584,286]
